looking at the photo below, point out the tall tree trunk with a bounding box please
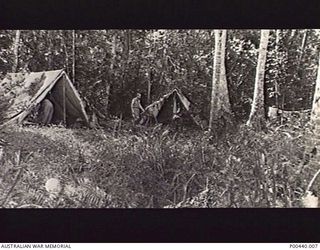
[147,69,152,104]
[105,33,117,116]
[72,30,76,86]
[246,30,270,131]
[47,30,53,69]
[311,51,320,128]
[209,30,232,132]
[12,30,21,73]
[219,30,232,115]
[121,30,131,90]
[298,29,308,66]
[209,30,222,132]
[146,31,157,104]
[60,31,69,75]
[125,30,131,58]
[274,29,281,108]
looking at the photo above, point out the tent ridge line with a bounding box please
[29,69,65,104]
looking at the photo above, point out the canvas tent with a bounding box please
[141,88,201,126]
[0,69,89,126]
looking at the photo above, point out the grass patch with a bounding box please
[0,122,316,208]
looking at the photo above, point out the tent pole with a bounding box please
[173,92,177,115]
[63,77,66,126]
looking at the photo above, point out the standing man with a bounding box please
[131,93,144,124]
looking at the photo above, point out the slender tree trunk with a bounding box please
[121,30,131,90]
[72,30,76,86]
[275,29,280,52]
[311,51,320,128]
[111,34,117,67]
[105,33,116,116]
[60,31,69,75]
[247,30,270,131]
[298,29,308,66]
[209,30,232,132]
[274,29,281,108]
[147,31,156,104]
[162,31,168,73]
[147,69,152,104]
[209,30,222,132]
[219,30,232,115]
[47,31,53,69]
[125,30,131,58]
[12,30,21,73]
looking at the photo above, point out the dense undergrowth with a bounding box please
[0,121,317,208]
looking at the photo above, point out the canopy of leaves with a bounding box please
[1,29,319,123]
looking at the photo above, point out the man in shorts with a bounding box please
[131,93,144,124]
